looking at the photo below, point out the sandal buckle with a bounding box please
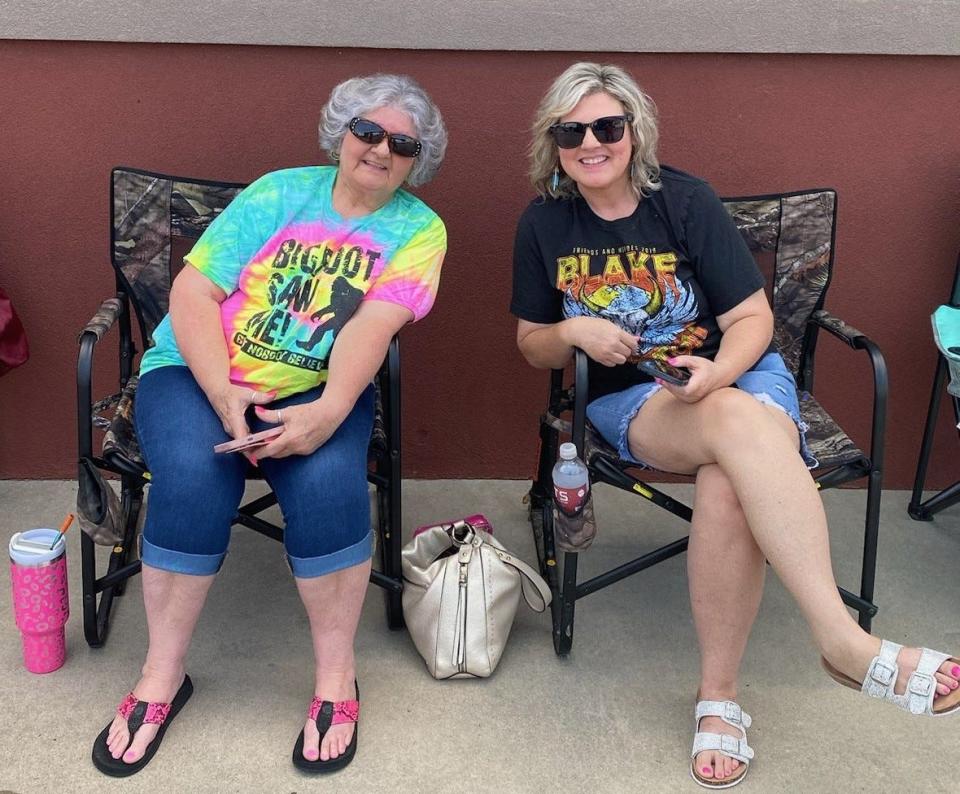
[719,734,740,754]
[870,658,896,686]
[908,674,933,698]
[723,702,742,726]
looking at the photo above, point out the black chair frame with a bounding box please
[526,188,888,656]
[909,253,960,521]
[77,167,404,648]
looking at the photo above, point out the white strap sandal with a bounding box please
[822,639,960,716]
[690,699,754,789]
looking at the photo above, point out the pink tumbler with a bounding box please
[9,529,70,674]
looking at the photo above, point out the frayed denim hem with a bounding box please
[612,384,663,468]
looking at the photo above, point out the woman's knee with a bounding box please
[694,464,746,526]
[141,457,245,566]
[269,443,370,565]
[700,387,780,446]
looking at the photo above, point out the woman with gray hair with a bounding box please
[512,62,959,788]
[92,73,447,776]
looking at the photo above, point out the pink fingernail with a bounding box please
[250,457,258,466]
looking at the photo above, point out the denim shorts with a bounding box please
[586,351,815,469]
[135,366,375,578]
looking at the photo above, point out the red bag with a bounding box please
[0,287,29,376]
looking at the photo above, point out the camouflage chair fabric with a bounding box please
[547,190,866,476]
[95,169,386,473]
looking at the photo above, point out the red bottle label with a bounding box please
[554,484,588,516]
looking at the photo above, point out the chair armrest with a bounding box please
[79,297,124,343]
[809,309,889,476]
[77,295,128,460]
[810,309,870,349]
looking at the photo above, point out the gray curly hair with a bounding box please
[530,62,661,200]
[319,73,447,187]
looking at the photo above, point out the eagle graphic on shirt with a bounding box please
[560,257,707,359]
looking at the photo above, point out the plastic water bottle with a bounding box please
[552,442,597,552]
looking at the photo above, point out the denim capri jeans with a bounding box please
[587,351,816,469]
[134,366,374,578]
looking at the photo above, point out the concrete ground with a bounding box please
[1,479,958,793]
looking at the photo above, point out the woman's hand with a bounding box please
[252,398,348,460]
[654,355,724,403]
[565,317,639,366]
[208,384,278,440]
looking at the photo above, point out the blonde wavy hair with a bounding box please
[530,62,661,200]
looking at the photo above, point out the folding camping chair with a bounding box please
[908,252,960,521]
[526,188,888,656]
[77,167,404,647]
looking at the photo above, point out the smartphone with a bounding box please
[637,359,691,387]
[213,425,284,454]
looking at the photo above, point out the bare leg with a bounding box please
[689,463,766,782]
[106,565,216,762]
[296,558,371,762]
[629,387,960,702]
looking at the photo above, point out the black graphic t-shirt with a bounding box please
[510,166,764,400]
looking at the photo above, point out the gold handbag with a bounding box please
[401,519,551,679]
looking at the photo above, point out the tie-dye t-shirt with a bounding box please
[140,166,446,397]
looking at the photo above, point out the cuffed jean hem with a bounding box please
[140,536,226,576]
[287,529,373,579]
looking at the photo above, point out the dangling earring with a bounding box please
[551,167,560,192]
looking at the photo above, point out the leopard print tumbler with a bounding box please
[10,553,69,673]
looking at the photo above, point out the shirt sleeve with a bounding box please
[510,208,562,323]
[363,214,446,322]
[183,173,279,295]
[682,183,765,316]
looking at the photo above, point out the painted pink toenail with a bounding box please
[702,767,712,774]
[951,665,959,677]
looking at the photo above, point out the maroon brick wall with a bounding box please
[1,41,958,486]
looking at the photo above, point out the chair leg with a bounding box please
[856,466,883,632]
[554,550,578,657]
[911,481,960,522]
[530,419,560,578]
[532,416,559,503]
[909,355,948,521]
[81,482,143,648]
[383,457,405,631]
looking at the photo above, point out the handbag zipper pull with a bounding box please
[453,544,472,671]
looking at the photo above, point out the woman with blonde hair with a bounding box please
[511,61,959,788]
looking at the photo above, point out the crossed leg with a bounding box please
[628,387,960,778]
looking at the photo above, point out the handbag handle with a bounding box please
[490,548,552,612]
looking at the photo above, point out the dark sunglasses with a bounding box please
[548,114,634,149]
[349,117,422,157]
